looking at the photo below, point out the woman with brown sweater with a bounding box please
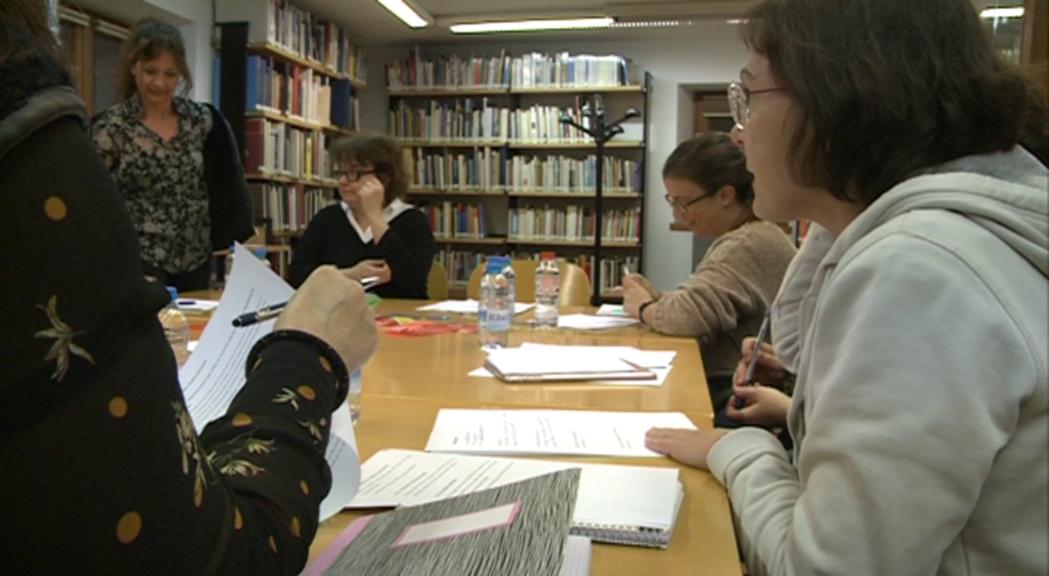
[622,132,796,411]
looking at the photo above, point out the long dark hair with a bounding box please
[118,18,192,100]
[663,132,755,206]
[0,0,57,62]
[743,0,1047,205]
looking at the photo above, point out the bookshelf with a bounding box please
[216,0,368,245]
[387,49,650,297]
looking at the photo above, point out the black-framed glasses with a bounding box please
[664,192,711,211]
[728,81,786,129]
[333,168,377,182]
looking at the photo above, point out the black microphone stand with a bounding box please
[560,96,640,305]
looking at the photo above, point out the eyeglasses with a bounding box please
[664,193,711,211]
[333,168,377,182]
[727,81,786,129]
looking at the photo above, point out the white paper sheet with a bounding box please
[350,449,682,534]
[557,314,639,330]
[425,409,697,457]
[178,243,360,521]
[417,299,535,315]
[467,365,669,387]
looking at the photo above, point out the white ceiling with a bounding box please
[289,0,757,45]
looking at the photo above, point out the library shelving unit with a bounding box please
[386,51,650,298]
[215,0,367,250]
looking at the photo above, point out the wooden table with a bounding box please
[183,292,740,575]
[310,396,741,576]
[365,300,715,419]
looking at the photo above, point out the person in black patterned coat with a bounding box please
[0,3,377,573]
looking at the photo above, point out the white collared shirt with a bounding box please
[341,198,414,243]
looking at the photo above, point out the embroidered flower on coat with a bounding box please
[173,401,209,507]
[207,435,274,478]
[35,295,95,382]
[272,388,300,411]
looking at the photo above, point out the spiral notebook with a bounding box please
[350,449,684,549]
[306,469,580,576]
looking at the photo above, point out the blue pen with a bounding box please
[232,276,381,328]
[735,311,771,409]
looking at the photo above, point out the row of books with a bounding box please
[244,118,335,179]
[258,0,367,79]
[386,48,633,90]
[435,250,640,292]
[509,206,642,243]
[511,52,631,89]
[407,149,641,194]
[389,99,604,143]
[421,201,489,239]
[435,249,487,284]
[246,55,360,129]
[247,184,336,232]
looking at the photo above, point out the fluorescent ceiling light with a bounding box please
[376,0,433,28]
[451,17,615,34]
[979,7,1024,18]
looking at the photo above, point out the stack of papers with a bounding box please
[484,346,655,383]
[470,343,676,387]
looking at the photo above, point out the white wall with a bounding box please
[363,24,747,290]
[144,0,214,103]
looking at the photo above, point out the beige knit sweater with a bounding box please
[648,220,797,380]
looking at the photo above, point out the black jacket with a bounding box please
[203,103,255,250]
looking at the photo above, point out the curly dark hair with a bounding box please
[118,18,192,100]
[662,132,754,206]
[331,134,410,206]
[743,0,1047,205]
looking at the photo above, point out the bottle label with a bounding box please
[487,309,511,331]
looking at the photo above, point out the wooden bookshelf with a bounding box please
[386,49,651,298]
[246,173,338,188]
[507,238,640,249]
[434,236,508,246]
[246,42,366,85]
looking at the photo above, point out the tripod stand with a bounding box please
[560,96,640,305]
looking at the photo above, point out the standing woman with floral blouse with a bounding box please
[92,18,253,292]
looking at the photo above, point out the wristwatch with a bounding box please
[638,299,655,325]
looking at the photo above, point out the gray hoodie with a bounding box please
[709,146,1048,576]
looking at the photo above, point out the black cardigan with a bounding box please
[288,203,437,299]
[1,45,338,574]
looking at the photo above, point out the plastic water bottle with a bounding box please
[534,252,560,329]
[479,256,514,349]
[159,286,191,368]
[348,369,363,425]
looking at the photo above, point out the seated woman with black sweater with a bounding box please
[288,135,436,298]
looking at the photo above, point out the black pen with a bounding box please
[735,311,771,408]
[232,276,381,328]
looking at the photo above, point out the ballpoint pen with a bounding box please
[735,311,771,408]
[232,276,381,327]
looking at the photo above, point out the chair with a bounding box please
[466,258,592,306]
[427,260,449,300]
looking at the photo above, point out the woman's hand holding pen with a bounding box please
[344,259,391,286]
[275,265,378,374]
[734,337,787,389]
[726,337,791,428]
[622,274,660,320]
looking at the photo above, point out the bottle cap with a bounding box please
[540,251,556,260]
[486,256,509,273]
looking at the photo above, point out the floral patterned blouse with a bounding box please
[91,95,213,274]
[2,48,342,573]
